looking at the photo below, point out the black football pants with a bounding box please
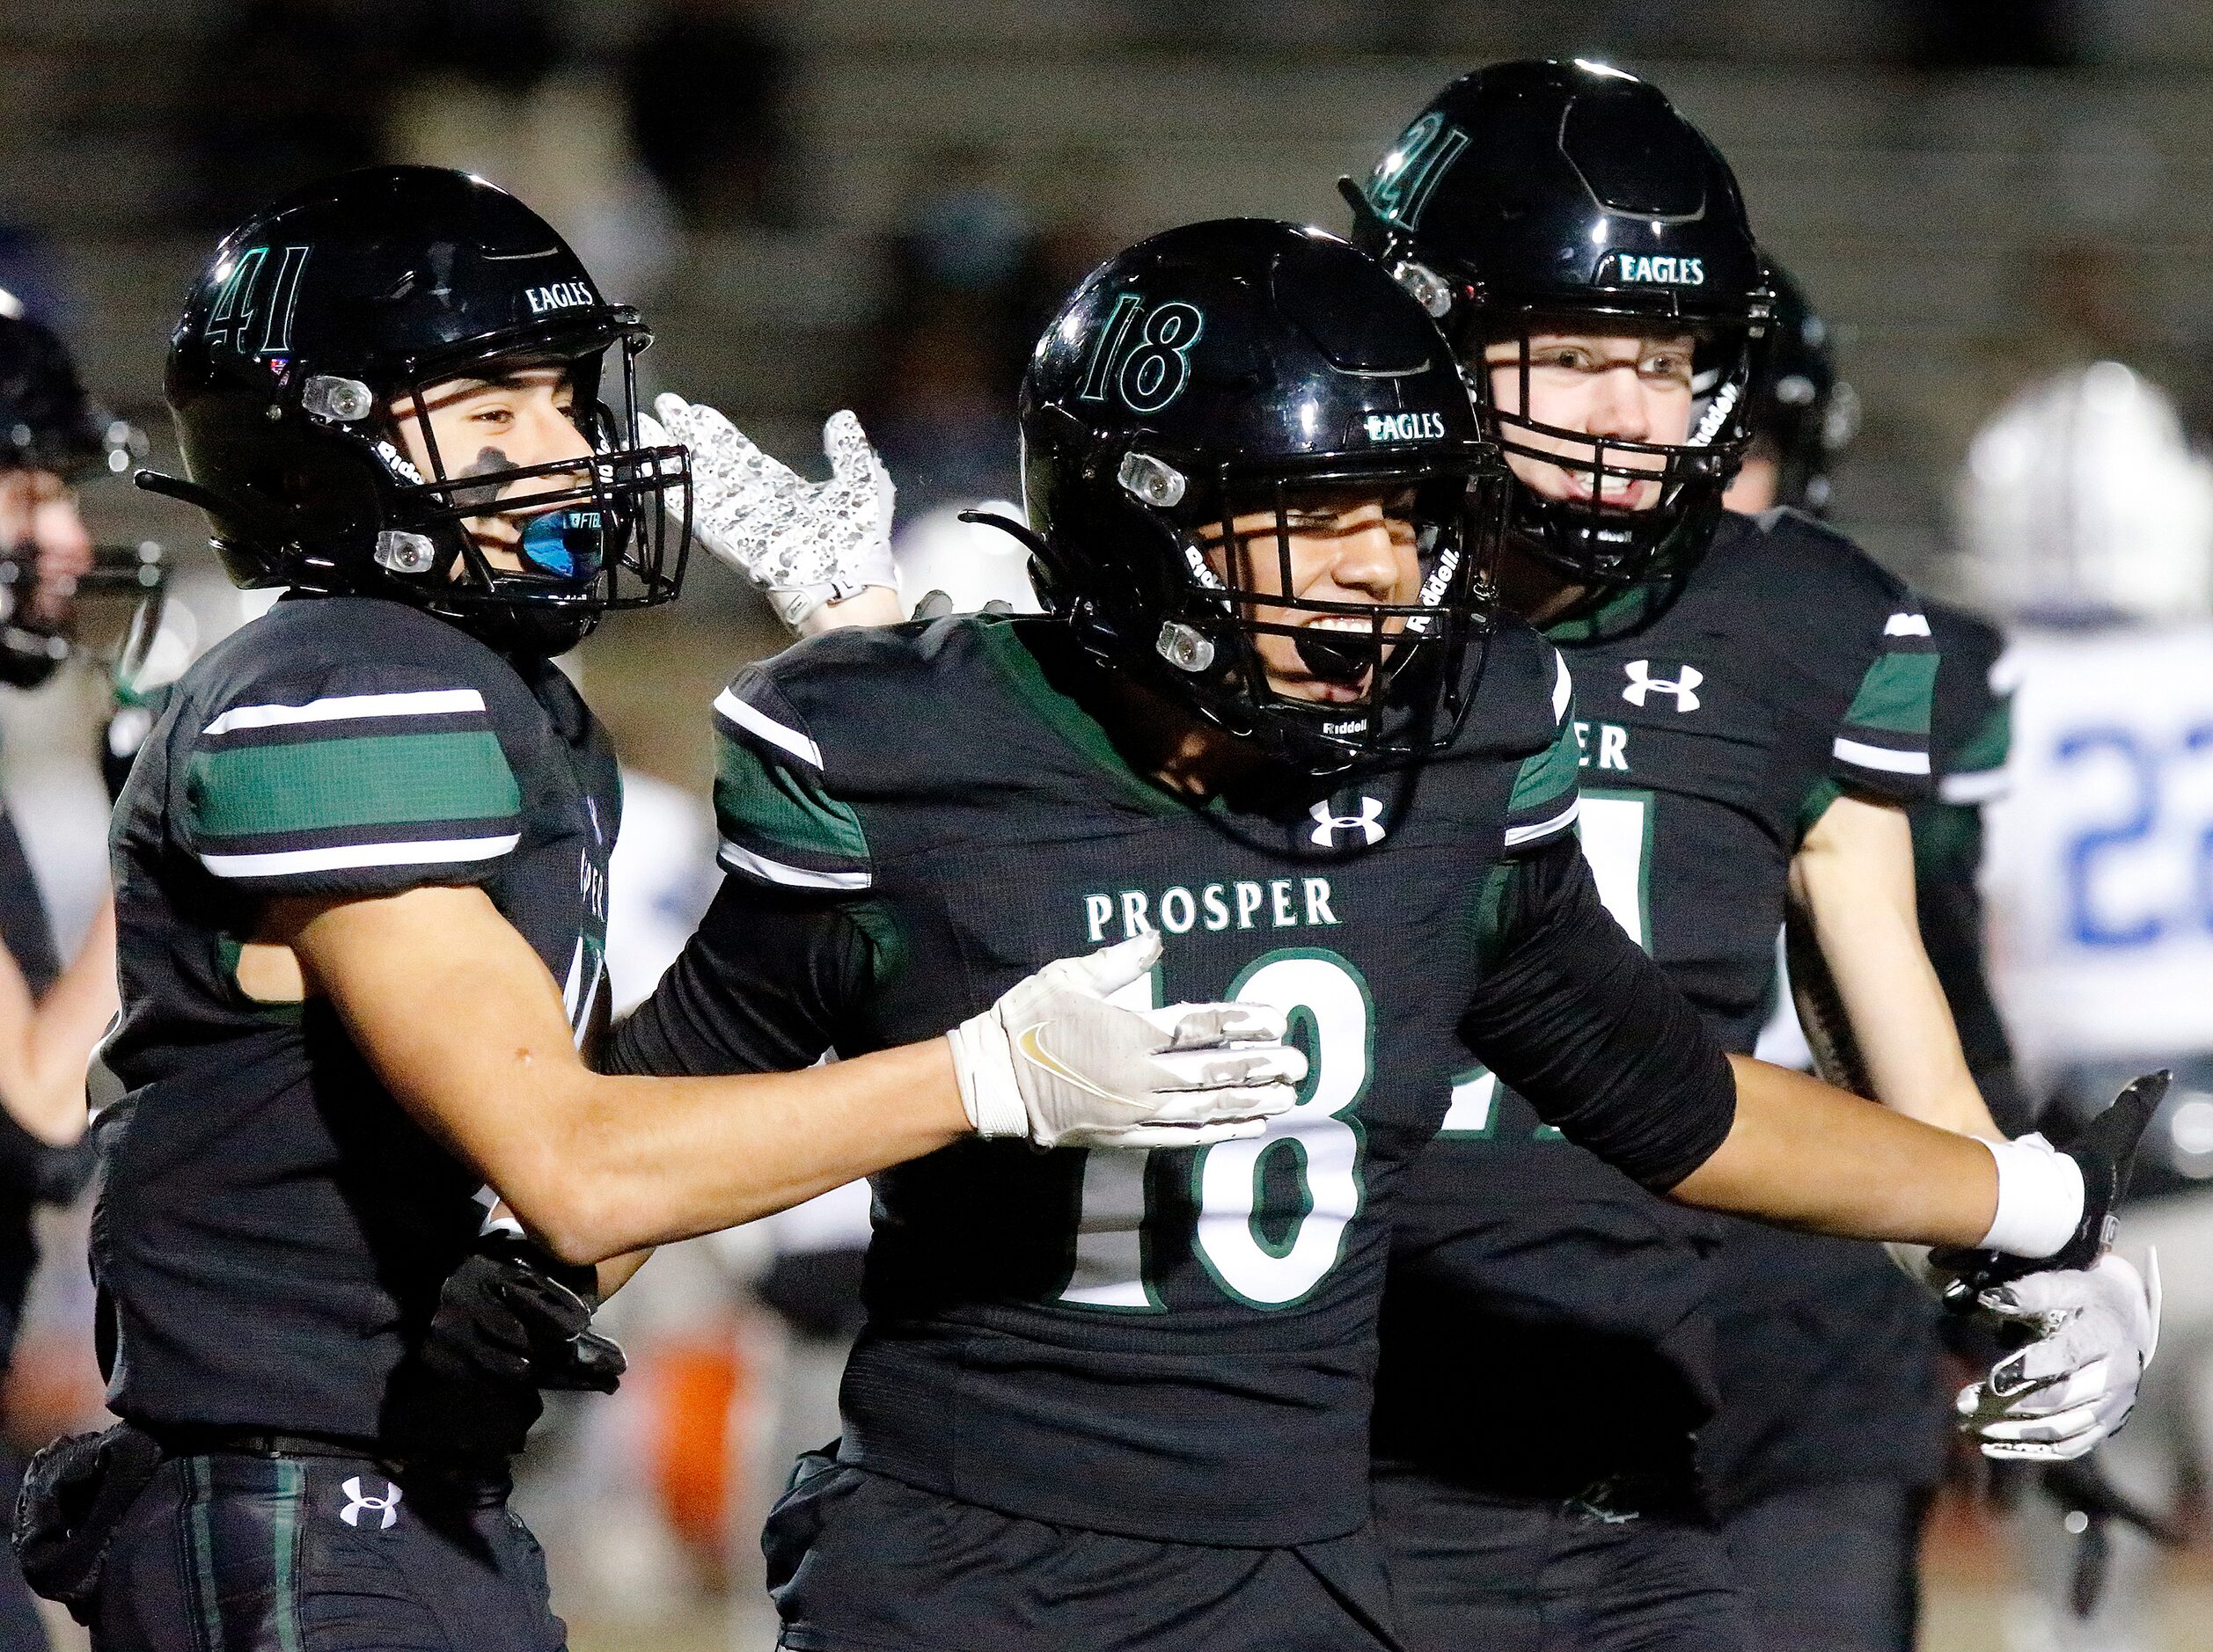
[766,1449,1406,1651]
[91,1450,565,1651]
[0,1447,48,1651]
[1720,1480,1926,1652]
[1371,1459,1750,1652]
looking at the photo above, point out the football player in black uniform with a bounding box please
[610,217,2141,1652]
[63,166,1305,1650]
[1345,61,2144,1652]
[0,302,139,1652]
[1711,262,2024,1648]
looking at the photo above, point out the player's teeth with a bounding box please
[1306,617,1371,632]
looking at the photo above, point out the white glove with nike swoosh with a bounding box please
[1955,1250,2161,1461]
[641,395,897,629]
[947,934,1306,1150]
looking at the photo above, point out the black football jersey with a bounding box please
[612,614,1737,1546]
[1699,594,2016,1506]
[1374,508,1942,1498]
[94,594,619,1442]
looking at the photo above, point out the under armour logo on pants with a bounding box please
[339,1475,403,1530]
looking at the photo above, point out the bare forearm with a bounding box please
[1667,1055,1999,1246]
[1793,798,2001,1137]
[292,885,969,1265]
[524,1042,962,1261]
[0,899,115,1145]
[796,586,903,635]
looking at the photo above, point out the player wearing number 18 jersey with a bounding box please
[611,220,2130,1650]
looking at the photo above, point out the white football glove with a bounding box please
[946,934,1306,1151]
[642,394,897,629]
[1956,1250,2161,1462]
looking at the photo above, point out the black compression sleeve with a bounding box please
[605,878,874,1078]
[1461,838,1737,1191]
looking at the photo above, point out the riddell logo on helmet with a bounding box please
[525,281,594,315]
[1610,255,1705,287]
[1365,412,1447,442]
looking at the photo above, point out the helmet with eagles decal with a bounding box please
[1013,218,1509,774]
[1347,59,1771,587]
[147,165,688,654]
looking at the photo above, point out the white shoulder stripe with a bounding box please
[1884,611,1932,638]
[201,688,486,738]
[1938,767,2011,806]
[713,688,824,770]
[717,837,871,890]
[198,833,519,879]
[1551,647,1574,723]
[1504,797,1581,848]
[1832,736,1932,775]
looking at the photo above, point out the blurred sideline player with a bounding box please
[0,299,139,1652]
[1723,262,2024,1646]
[1959,362,2213,1652]
[1342,61,2119,1652]
[614,216,2153,1652]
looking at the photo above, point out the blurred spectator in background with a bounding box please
[184,0,390,230]
[405,0,567,96]
[1958,361,2213,1652]
[861,150,1111,517]
[384,0,677,302]
[1908,0,2087,68]
[620,1,794,229]
[860,150,1036,515]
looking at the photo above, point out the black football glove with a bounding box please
[383,1236,627,1463]
[1933,1071,2168,1303]
[430,1235,627,1393]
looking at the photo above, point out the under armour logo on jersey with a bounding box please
[1621,661,1704,713]
[339,1476,402,1530]
[1308,796,1387,847]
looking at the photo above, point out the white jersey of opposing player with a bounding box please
[893,499,1043,617]
[1982,623,2213,1081]
[605,766,720,1016]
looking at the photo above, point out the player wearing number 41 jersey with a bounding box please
[614,219,2151,1652]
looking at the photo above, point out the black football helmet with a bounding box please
[1348,59,1772,586]
[1746,261,1858,516]
[145,165,688,655]
[1015,219,1507,772]
[0,299,136,481]
[0,296,146,686]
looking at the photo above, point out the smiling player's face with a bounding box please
[391,366,594,573]
[1484,325,1696,513]
[1196,486,1422,705]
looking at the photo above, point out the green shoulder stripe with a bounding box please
[187,730,519,840]
[1948,697,2011,778]
[1843,651,1938,739]
[714,727,870,870]
[1507,714,1581,821]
